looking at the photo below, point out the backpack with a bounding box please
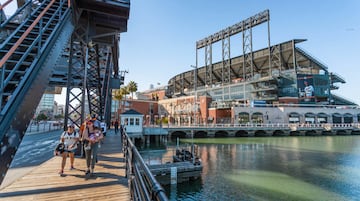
[54,142,65,156]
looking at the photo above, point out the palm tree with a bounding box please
[127,81,138,99]
[119,87,129,112]
[113,89,123,118]
[114,89,123,102]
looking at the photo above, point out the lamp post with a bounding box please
[190,65,197,126]
[190,65,197,164]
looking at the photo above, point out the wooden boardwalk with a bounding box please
[0,133,130,201]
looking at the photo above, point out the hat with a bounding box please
[67,123,75,128]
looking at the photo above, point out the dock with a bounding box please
[149,162,202,185]
[0,134,129,201]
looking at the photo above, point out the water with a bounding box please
[141,136,360,201]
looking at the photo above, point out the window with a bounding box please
[135,118,140,125]
[130,118,134,125]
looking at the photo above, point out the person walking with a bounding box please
[114,119,119,134]
[59,123,79,176]
[79,116,91,158]
[82,120,103,176]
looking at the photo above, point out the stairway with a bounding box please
[0,0,74,184]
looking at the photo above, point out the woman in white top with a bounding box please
[59,124,79,175]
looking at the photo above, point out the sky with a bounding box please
[1,0,359,105]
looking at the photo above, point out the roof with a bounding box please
[121,109,143,115]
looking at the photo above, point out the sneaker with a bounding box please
[85,169,90,175]
[58,170,64,175]
[70,166,75,170]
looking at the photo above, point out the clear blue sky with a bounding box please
[2,0,359,105]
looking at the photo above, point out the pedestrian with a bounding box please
[79,116,91,158]
[120,124,124,135]
[114,119,119,134]
[100,121,107,142]
[82,120,103,176]
[58,123,79,176]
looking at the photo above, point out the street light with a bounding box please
[190,65,197,126]
[190,65,197,164]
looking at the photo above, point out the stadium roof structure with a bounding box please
[167,39,345,96]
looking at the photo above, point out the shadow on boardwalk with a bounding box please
[0,133,130,201]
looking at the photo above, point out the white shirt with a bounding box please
[61,131,79,150]
[304,85,314,97]
[100,122,107,133]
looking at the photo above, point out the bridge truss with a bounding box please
[0,0,130,185]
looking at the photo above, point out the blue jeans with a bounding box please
[85,142,99,170]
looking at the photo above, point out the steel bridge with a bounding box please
[0,0,130,185]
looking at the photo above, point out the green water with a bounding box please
[160,136,360,200]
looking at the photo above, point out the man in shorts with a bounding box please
[59,123,79,175]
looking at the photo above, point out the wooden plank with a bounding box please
[0,134,130,201]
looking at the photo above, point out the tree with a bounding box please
[114,87,130,113]
[127,81,138,99]
[54,114,64,120]
[114,89,124,101]
[36,113,48,121]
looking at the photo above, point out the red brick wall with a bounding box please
[142,89,166,100]
[208,108,231,123]
[199,95,212,123]
[128,100,158,115]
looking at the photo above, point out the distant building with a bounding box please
[35,94,55,118]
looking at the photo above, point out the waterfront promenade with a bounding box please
[0,132,129,200]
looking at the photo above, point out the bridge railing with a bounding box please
[122,130,168,201]
[158,123,360,129]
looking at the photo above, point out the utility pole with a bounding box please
[118,70,128,118]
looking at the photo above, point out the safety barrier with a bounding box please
[122,131,168,201]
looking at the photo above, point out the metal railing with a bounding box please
[147,123,360,129]
[122,130,168,201]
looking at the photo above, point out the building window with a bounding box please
[135,118,140,125]
[238,112,250,124]
[130,118,134,125]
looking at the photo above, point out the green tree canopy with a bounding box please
[36,113,48,121]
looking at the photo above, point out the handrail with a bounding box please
[0,0,32,28]
[122,130,168,201]
[0,0,56,68]
[156,123,360,129]
[0,0,70,116]
[0,0,13,11]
